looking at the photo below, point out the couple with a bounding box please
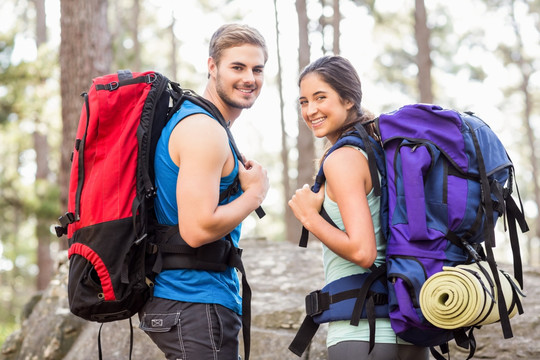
[138,23,428,360]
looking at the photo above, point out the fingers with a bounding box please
[242,158,258,170]
[238,158,269,203]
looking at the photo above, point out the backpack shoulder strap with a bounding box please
[311,126,383,196]
[299,126,387,247]
[181,92,265,219]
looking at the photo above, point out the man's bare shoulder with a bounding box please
[174,112,227,144]
[168,112,229,165]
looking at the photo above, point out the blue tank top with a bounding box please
[152,100,243,315]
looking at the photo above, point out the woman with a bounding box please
[288,55,428,360]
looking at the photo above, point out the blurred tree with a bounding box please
[0,0,61,334]
[332,0,340,55]
[318,0,341,55]
[110,0,141,71]
[293,0,316,242]
[489,0,540,263]
[132,0,141,71]
[414,0,433,103]
[0,0,115,342]
[32,0,54,291]
[273,0,294,243]
[169,10,178,80]
[360,0,434,104]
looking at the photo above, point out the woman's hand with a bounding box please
[288,184,325,230]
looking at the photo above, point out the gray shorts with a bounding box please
[327,340,430,360]
[139,297,241,360]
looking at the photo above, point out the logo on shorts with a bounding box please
[151,319,163,327]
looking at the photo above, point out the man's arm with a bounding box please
[169,113,268,248]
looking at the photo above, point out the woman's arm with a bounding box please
[289,146,377,268]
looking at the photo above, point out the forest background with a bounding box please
[0,0,539,346]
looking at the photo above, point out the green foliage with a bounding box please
[0,2,62,341]
[0,32,22,125]
[0,321,19,347]
[26,179,61,219]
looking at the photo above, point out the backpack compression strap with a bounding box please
[465,118,513,339]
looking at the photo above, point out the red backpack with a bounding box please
[56,70,172,322]
[56,70,261,359]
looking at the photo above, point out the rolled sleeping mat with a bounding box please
[419,261,525,329]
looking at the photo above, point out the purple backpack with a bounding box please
[377,104,528,358]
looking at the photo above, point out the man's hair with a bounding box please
[209,24,268,66]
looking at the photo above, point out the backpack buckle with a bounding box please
[106,81,119,91]
[54,225,67,237]
[146,73,157,84]
[369,291,389,305]
[305,290,329,317]
[58,212,75,227]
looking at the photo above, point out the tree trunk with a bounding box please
[273,0,294,243]
[332,0,340,55]
[132,0,141,71]
[33,0,54,291]
[293,0,315,243]
[170,11,178,80]
[34,127,53,290]
[295,0,315,188]
[414,0,433,103]
[59,0,112,249]
[319,0,326,54]
[34,0,47,45]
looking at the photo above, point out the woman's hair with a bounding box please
[298,55,376,139]
[209,24,268,66]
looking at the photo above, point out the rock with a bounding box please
[2,239,540,359]
[242,239,327,360]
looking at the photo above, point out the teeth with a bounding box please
[238,89,253,93]
[311,117,325,125]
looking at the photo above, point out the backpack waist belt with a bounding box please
[150,221,252,360]
[306,287,388,320]
[149,173,243,273]
[289,267,389,357]
[150,223,241,273]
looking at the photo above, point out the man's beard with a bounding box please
[216,78,256,110]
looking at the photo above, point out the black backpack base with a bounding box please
[67,217,151,323]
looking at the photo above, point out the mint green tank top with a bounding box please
[321,146,407,347]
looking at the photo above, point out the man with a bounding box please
[139,24,269,360]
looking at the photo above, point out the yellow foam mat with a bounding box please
[419,262,524,329]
